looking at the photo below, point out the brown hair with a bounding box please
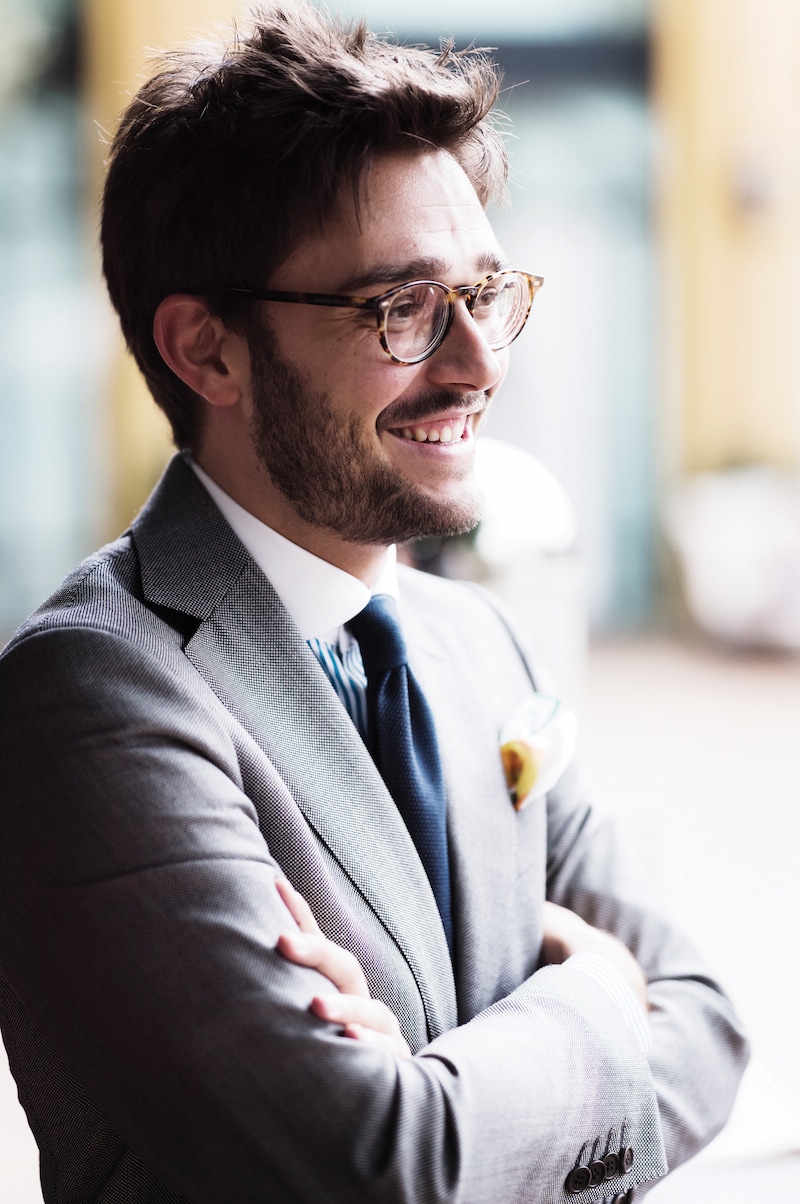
[100,3,508,449]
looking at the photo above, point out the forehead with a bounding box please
[275,150,504,289]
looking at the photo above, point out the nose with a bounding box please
[422,299,506,394]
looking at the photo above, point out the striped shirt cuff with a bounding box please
[566,952,653,1054]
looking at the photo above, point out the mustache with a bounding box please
[378,390,487,431]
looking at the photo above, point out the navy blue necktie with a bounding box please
[347,595,453,955]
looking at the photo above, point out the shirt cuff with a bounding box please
[566,951,653,1054]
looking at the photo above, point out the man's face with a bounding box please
[248,149,510,546]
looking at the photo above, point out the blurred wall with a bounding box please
[4,0,800,640]
[83,0,253,536]
[0,0,96,639]
[654,0,800,476]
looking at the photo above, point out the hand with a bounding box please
[541,900,649,1013]
[275,878,411,1058]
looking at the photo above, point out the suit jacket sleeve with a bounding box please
[0,588,747,1204]
[467,582,750,1190]
[545,756,748,1182]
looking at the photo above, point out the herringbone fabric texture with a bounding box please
[348,595,453,954]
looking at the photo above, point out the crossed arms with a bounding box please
[278,877,650,1061]
[0,607,749,1203]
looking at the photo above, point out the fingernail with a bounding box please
[311,994,339,1019]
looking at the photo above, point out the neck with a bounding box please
[193,449,389,587]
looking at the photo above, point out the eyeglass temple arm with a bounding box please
[223,286,377,310]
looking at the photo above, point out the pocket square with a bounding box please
[500,693,577,811]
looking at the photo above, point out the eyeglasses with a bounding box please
[223,269,543,365]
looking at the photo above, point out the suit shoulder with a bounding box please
[399,562,503,618]
[399,563,533,643]
[4,531,192,656]
[398,564,538,688]
[0,534,198,707]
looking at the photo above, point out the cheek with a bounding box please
[490,349,511,394]
[336,363,428,426]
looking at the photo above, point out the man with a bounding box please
[0,6,747,1203]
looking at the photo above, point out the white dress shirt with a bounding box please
[190,457,397,643]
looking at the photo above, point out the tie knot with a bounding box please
[347,595,407,674]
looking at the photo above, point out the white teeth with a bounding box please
[399,416,472,443]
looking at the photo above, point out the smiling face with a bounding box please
[229,149,512,571]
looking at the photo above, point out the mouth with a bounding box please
[387,410,479,446]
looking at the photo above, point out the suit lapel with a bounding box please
[400,578,531,1022]
[132,457,456,1037]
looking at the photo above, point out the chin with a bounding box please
[370,487,484,546]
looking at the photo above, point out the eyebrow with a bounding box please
[334,250,507,295]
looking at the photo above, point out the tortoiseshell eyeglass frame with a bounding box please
[222,270,543,365]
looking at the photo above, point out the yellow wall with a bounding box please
[654,0,800,475]
[83,0,246,533]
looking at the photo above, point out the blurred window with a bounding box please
[0,0,96,640]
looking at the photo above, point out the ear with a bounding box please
[153,295,248,408]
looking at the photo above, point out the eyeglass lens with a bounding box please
[383,272,530,362]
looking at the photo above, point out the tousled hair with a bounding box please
[100,3,508,449]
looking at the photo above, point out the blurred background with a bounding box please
[2,0,800,1199]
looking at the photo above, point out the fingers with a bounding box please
[275,876,411,1056]
[275,877,322,936]
[342,1023,412,1059]
[277,926,371,999]
[276,877,369,996]
[277,877,368,995]
[311,992,401,1035]
[541,900,649,1013]
[540,900,588,964]
[311,994,411,1059]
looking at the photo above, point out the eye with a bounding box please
[385,286,439,331]
[474,286,500,315]
[388,298,422,325]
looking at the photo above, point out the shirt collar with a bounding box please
[188,457,398,641]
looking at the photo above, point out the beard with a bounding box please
[247,328,488,546]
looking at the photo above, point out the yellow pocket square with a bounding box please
[500,694,577,811]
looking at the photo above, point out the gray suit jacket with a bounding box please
[0,456,747,1203]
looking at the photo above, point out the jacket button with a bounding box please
[565,1165,592,1193]
[624,1188,637,1202]
[603,1151,620,1178]
[589,1159,607,1185]
[620,1145,635,1173]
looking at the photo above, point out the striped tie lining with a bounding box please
[308,636,369,740]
